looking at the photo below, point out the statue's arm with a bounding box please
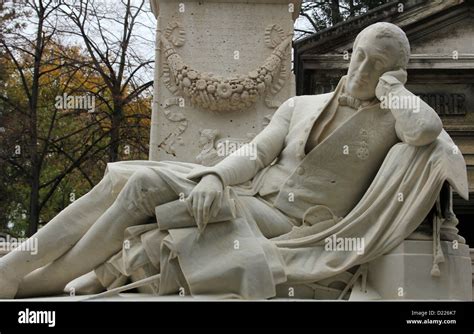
[187,97,294,186]
[376,72,442,146]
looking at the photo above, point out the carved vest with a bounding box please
[260,103,399,223]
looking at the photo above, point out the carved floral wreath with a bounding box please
[161,21,292,112]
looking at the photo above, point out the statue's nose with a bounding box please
[358,60,371,76]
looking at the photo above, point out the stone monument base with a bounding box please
[1,241,473,300]
[350,240,472,300]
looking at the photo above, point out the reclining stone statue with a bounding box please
[0,22,468,299]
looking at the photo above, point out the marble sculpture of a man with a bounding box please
[0,22,465,299]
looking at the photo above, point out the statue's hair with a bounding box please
[353,22,410,70]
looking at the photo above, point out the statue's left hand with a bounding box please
[375,68,407,100]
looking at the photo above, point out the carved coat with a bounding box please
[186,75,443,224]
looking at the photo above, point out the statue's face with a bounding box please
[346,33,400,100]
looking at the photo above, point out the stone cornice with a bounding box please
[294,0,425,54]
[150,0,301,21]
[293,0,467,55]
[299,54,474,70]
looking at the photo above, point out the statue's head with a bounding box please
[346,22,410,100]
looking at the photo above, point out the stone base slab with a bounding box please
[356,240,472,300]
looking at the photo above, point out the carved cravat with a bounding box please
[338,93,375,110]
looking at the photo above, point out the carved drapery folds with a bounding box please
[161,20,292,112]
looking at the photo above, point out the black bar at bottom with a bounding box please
[0,301,472,330]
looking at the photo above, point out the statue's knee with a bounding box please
[127,168,160,193]
[118,168,166,216]
[88,172,116,198]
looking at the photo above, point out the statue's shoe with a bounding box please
[64,271,106,296]
[0,273,19,299]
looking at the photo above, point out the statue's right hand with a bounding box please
[186,174,224,231]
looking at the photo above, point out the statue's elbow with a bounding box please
[410,121,442,146]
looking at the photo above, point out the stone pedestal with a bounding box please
[149,0,299,164]
[357,240,472,300]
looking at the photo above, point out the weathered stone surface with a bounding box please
[149,0,298,164]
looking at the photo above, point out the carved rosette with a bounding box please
[160,22,292,112]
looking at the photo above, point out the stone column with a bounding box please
[149,0,300,164]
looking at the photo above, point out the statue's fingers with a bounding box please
[202,193,214,227]
[399,69,408,84]
[383,69,407,85]
[196,194,204,229]
[186,194,194,217]
[391,69,407,84]
[210,191,222,218]
[192,194,200,222]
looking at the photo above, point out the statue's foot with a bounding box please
[64,271,106,296]
[0,270,19,299]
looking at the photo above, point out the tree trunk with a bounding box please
[109,102,123,162]
[27,5,45,236]
[28,168,40,236]
[330,0,342,25]
[349,0,356,17]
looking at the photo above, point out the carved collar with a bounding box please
[337,93,375,110]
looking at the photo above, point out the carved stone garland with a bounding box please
[161,20,292,112]
[158,20,292,157]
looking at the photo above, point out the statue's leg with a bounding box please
[16,168,181,298]
[0,173,117,298]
